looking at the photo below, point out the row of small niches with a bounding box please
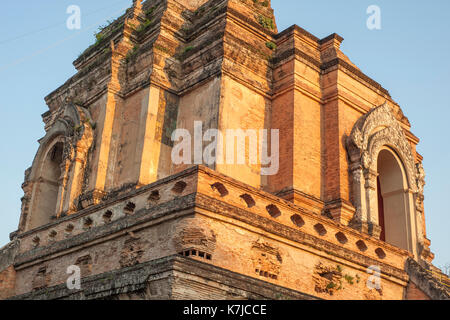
[30,179,191,248]
[210,181,387,260]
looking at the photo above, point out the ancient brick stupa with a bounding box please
[0,0,448,300]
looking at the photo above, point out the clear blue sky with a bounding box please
[0,0,448,269]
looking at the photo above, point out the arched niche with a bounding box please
[376,148,417,252]
[28,139,65,229]
[20,103,94,231]
[346,103,424,258]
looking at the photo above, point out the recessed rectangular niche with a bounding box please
[314,223,327,236]
[240,194,256,208]
[103,210,113,223]
[375,248,386,259]
[148,190,160,202]
[356,240,368,252]
[291,214,305,228]
[64,224,75,238]
[83,217,93,230]
[179,249,212,261]
[172,181,187,194]
[335,232,348,244]
[124,202,136,214]
[255,269,278,280]
[266,204,281,218]
[211,182,229,197]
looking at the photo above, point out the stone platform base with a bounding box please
[10,255,318,300]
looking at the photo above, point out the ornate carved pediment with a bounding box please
[21,103,96,229]
[347,102,418,193]
[345,102,428,255]
[29,103,94,182]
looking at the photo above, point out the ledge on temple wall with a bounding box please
[0,240,19,273]
[405,258,450,300]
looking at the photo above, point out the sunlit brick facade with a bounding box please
[0,0,448,300]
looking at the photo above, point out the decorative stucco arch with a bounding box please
[346,102,425,257]
[19,103,94,231]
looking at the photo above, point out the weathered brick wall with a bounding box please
[405,281,430,300]
[3,0,440,300]
[10,167,413,299]
[0,240,19,299]
[0,266,16,299]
